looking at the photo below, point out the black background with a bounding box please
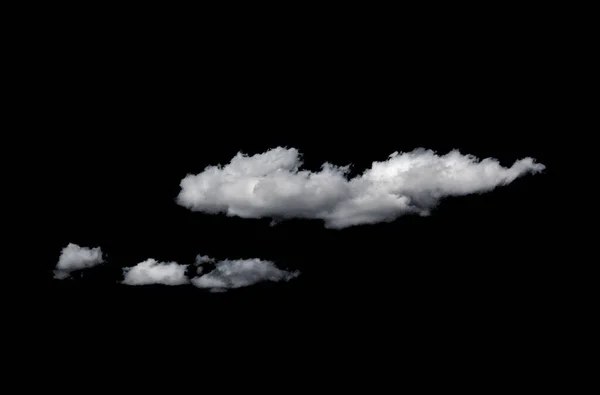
[19,6,570,376]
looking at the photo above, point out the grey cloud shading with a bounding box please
[195,255,216,265]
[191,256,300,292]
[54,243,105,279]
[176,147,545,228]
[122,259,189,286]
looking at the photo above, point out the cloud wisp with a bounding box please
[176,147,545,228]
[191,256,300,292]
[54,243,105,279]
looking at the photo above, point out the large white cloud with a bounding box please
[191,256,300,292]
[122,259,189,286]
[177,147,545,228]
[54,243,105,279]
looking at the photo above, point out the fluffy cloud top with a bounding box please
[192,257,300,291]
[122,259,189,286]
[54,243,105,279]
[177,147,546,228]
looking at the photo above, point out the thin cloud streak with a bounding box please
[119,255,299,291]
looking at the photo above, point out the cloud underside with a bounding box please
[54,243,104,279]
[122,256,299,290]
[177,147,545,228]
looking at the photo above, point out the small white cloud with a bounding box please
[177,147,545,228]
[195,255,215,265]
[122,259,189,286]
[54,243,105,279]
[191,257,300,291]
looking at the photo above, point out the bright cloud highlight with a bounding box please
[122,259,189,286]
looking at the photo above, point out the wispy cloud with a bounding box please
[191,256,300,292]
[177,147,545,228]
[54,243,105,279]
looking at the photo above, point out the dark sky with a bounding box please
[24,10,565,368]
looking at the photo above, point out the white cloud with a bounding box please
[120,255,299,291]
[122,259,189,286]
[177,147,545,228]
[191,256,300,291]
[54,243,105,279]
[195,255,215,266]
